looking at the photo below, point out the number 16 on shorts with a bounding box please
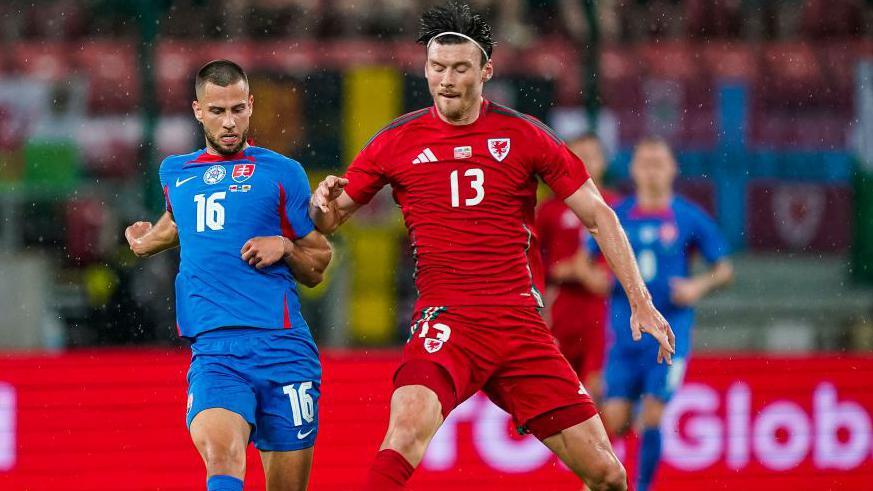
[283,382,315,427]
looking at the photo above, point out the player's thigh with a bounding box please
[186,361,257,463]
[251,375,321,453]
[600,399,633,436]
[189,408,251,471]
[484,309,595,437]
[542,413,625,483]
[260,447,313,491]
[249,331,322,453]
[382,385,445,454]
[397,306,498,415]
[640,395,666,428]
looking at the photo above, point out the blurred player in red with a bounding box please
[310,3,674,490]
[537,133,619,404]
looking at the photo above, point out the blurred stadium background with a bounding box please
[1,0,873,489]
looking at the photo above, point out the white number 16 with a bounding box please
[450,168,485,208]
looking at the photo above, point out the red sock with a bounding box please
[364,449,415,491]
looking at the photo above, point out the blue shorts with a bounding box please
[603,311,691,403]
[185,327,321,451]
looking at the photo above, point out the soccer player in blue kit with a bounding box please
[593,137,734,491]
[124,60,332,491]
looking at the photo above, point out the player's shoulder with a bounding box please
[487,101,564,145]
[613,196,637,215]
[249,146,303,168]
[673,196,713,221]
[364,107,432,148]
[159,149,204,172]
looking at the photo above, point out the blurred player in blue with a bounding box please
[123,60,332,491]
[593,137,733,491]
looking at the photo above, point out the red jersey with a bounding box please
[343,99,590,310]
[537,188,620,295]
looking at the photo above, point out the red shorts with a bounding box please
[550,290,607,381]
[394,306,597,440]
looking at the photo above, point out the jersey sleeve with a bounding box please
[531,127,591,200]
[158,159,173,214]
[690,206,729,263]
[343,136,389,205]
[278,159,316,240]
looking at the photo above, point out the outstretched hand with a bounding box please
[630,302,676,365]
[311,175,349,213]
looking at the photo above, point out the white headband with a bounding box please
[427,31,490,62]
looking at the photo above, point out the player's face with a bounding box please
[569,138,607,183]
[425,41,492,123]
[193,80,253,155]
[631,143,677,195]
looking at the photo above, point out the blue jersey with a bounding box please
[159,146,316,339]
[592,196,728,354]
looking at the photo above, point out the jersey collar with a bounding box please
[186,147,255,165]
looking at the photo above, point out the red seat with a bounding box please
[75,41,140,114]
[9,42,71,81]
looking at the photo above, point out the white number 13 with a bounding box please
[450,168,485,208]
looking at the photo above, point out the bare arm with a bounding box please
[308,175,362,234]
[124,211,179,257]
[564,180,676,364]
[240,230,333,288]
[671,259,734,306]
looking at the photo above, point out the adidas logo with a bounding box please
[412,148,438,164]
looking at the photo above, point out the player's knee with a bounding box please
[585,458,627,491]
[198,438,246,476]
[385,388,442,456]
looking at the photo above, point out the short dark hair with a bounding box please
[634,136,675,159]
[569,131,602,146]
[417,1,494,66]
[195,59,248,99]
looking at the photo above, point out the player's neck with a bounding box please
[435,97,483,126]
[205,141,249,157]
[636,191,672,210]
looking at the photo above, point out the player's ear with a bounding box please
[248,94,254,111]
[482,60,493,83]
[192,100,203,123]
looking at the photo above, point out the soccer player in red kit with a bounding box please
[310,3,673,490]
[537,133,619,403]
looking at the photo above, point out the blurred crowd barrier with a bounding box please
[0,349,872,489]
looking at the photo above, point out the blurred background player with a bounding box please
[594,137,734,491]
[310,3,675,490]
[124,60,332,491]
[537,132,619,403]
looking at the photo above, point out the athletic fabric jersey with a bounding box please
[592,195,729,356]
[159,146,315,338]
[343,99,590,310]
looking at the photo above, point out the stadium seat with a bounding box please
[75,41,140,114]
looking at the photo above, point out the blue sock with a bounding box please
[637,427,662,491]
[207,475,243,491]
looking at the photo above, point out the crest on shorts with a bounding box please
[418,320,451,353]
[488,138,511,162]
[186,393,194,414]
[424,338,444,353]
[203,164,226,185]
[232,163,256,183]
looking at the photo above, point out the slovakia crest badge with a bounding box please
[232,163,255,183]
